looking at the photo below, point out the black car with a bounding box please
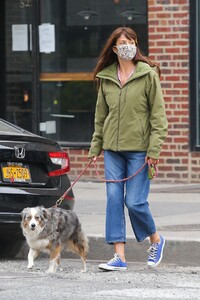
[0,118,74,258]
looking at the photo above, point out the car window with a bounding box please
[0,119,27,134]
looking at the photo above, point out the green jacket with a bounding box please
[88,61,168,159]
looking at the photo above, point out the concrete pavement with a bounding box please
[72,181,200,266]
[18,181,200,266]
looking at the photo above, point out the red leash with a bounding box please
[55,159,157,207]
[55,161,92,207]
[92,160,148,183]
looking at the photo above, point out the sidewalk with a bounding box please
[72,181,200,266]
[18,181,200,266]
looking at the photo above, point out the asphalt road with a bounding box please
[0,258,200,300]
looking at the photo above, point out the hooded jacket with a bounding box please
[88,61,168,159]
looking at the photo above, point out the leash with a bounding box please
[92,160,148,183]
[55,160,92,207]
[54,159,158,207]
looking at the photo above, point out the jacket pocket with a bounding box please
[139,118,148,147]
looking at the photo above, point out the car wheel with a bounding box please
[0,239,24,258]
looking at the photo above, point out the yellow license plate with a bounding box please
[2,164,31,183]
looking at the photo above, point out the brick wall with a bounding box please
[66,149,105,181]
[66,0,200,183]
[148,0,200,183]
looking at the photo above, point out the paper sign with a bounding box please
[46,121,56,134]
[12,24,28,51]
[39,23,55,53]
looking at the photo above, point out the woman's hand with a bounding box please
[146,156,159,179]
[145,156,159,165]
[89,156,97,162]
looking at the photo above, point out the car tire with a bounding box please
[0,239,24,258]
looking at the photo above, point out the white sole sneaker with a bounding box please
[98,263,127,271]
[148,238,165,268]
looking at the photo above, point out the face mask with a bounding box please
[115,44,137,61]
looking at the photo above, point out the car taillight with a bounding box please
[48,152,70,177]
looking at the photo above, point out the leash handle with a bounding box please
[147,160,158,179]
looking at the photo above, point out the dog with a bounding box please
[21,206,88,274]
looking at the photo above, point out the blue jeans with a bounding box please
[104,150,156,243]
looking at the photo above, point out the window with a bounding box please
[4,0,33,131]
[39,0,148,146]
[39,0,148,73]
[190,0,200,150]
[40,81,96,145]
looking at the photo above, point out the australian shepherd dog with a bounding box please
[21,206,88,274]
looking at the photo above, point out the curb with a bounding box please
[17,236,200,266]
[86,237,200,266]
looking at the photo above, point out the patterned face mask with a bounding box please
[115,44,137,61]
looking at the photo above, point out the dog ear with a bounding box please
[40,206,48,219]
[21,207,30,220]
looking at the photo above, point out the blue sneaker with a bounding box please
[98,254,127,271]
[147,235,165,268]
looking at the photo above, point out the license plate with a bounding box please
[1,163,31,183]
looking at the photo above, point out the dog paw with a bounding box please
[81,268,87,273]
[46,269,56,274]
[27,265,34,269]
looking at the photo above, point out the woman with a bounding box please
[88,27,168,271]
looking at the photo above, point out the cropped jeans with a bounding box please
[104,150,156,243]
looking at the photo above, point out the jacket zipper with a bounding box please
[124,85,128,103]
[116,89,122,150]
